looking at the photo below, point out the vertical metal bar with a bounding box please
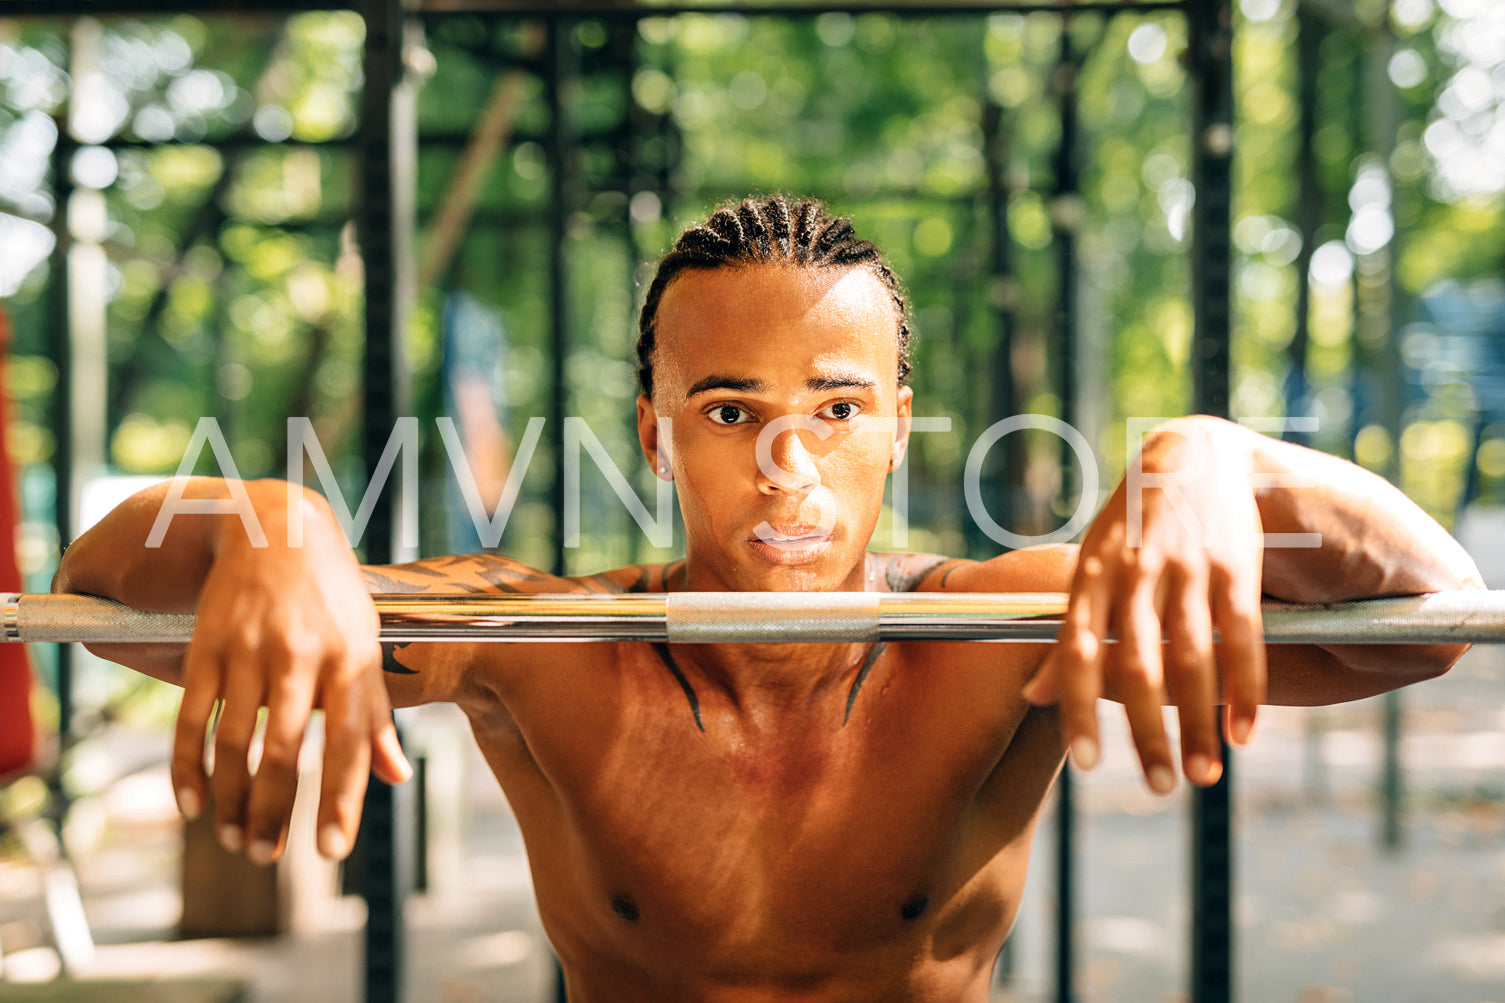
[1050,22,1082,1003]
[546,18,574,578]
[981,65,1020,984]
[546,17,575,997]
[358,0,415,999]
[1286,5,1324,449]
[1053,26,1080,474]
[1381,692,1402,849]
[1053,765,1077,1003]
[619,20,650,566]
[47,114,75,750]
[981,51,1019,555]
[1364,0,1404,853]
[1187,0,1236,1000]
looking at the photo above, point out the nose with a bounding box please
[756,427,821,496]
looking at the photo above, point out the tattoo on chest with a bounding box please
[382,643,417,675]
[651,643,704,732]
[843,642,888,725]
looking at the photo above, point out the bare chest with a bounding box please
[475,641,1053,971]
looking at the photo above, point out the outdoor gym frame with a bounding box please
[10,1,1397,1002]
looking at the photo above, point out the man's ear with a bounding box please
[637,395,673,481]
[888,386,914,472]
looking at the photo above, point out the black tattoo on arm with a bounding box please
[939,560,972,588]
[886,556,950,594]
[362,554,560,596]
[382,643,418,675]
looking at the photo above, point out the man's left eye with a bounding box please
[818,402,860,421]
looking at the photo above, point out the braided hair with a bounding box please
[636,195,912,398]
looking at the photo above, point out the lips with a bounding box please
[749,521,835,564]
[753,523,831,546]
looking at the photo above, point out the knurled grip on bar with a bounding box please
[3,592,197,644]
[666,591,882,643]
[6,589,1505,645]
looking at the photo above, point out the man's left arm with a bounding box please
[1244,420,1483,702]
[1024,415,1483,793]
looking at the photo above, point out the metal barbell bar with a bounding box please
[5,589,1505,645]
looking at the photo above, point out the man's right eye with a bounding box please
[709,405,751,425]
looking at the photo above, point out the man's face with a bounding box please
[638,264,912,592]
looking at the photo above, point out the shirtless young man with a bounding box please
[56,197,1481,1001]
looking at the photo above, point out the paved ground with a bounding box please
[2,642,1503,1003]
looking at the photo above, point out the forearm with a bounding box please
[1226,420,1481,689]
[52,477,342,684]
[1241,425,1483,602]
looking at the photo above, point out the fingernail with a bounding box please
[177,788,201,821]
[1231,716,1254,745]
[218,824,244,853]
[1148,765,1176,795]
[1069,736,1099,771]
[1187,754,1211,784]
[319,824,349,859]
[247,840,277,866]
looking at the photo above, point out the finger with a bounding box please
[211,646,266,855]
[1050,554,1112,768]
[1212,567,1266,745]
[371,715,412,786]
[1116,578,1176,794]
[172,638,221,823]
[362,643,412,786]
[243,645,319,866]
[1163,573,1221,786]
[314,667,375,860]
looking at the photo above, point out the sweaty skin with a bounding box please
[57,264,1481,1002]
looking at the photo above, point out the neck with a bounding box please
[666,552,879,714]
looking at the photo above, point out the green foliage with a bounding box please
[1,0,1502,583]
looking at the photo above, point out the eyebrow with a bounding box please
[685,375,764,398]
[684,372,877,399]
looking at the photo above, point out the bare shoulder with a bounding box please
[570,559,685,594]
[877,544,1079,594]
[365,553,646,713]
[362,553,577,596]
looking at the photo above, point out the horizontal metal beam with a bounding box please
[418,1,1183,16]
[1296,0,1363,29]
[0,0,346,17]
[8,590,1505,645]
[0,0,1182,19]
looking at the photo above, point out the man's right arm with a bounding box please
[54,476,410,866]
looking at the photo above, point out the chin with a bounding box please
[740,554,862,593]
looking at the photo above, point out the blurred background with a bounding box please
[0,0,1503,1001]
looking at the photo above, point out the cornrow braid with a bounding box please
[636,195,912,398]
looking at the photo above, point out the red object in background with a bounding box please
[0,304,36,777]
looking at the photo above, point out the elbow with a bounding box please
[1400,641,1470,688]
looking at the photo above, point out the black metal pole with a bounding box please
[1050,22,1083,1003]
[546,18,574,1000]
[981,43,1019,990]
[1286,5,1324,449]
[1366,1,1404,854]
[546,18,574,579]
[47,116,76,752]
[357,0,414,999]
[1053,765,1077,1003]
[1187,0,1236,1000]
[980,56,1019,556]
